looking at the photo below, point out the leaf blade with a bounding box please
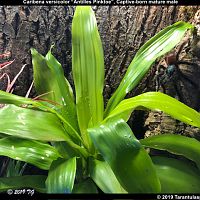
[0,90,40,106]
[72,6,104,149]
[0,90,84,145]
[141,134,200,170]
[88,119,161,193]
[0,137,61,170]
[89,158,126,193]
[89,159,126,193]
[46,157,76,193]
[31,48,62,104]
[0,104,67,141]
[105,21,194,116]
[152,156,200,193]
[45,49,79,133]
[105,92,200,128]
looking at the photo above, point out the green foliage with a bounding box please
[152,157,200,193]
[0,5,199,194]
[0,175,46,192]
[140,134,200,170]
[5,160,27,177]
[72,6,104,152]
[104,21,194,117]
[46,158,76,193]
[0,137,61,170]
[104,92,200,128]
[0,105,68,141]
[88,120,161,193]
[72,178,98,193]
[88,158,126,193]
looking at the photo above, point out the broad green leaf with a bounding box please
[0,101,86,158]
[0,137,61,170]
[88,119,161,193]
[46,157,76,193]
[0,175,46,192]
[73,178,98,193]
[152,156,200,193]
[89,157,126,193]
[0,89,61,114]
[31,48,63,105]
[0,90,84,145]
[44,48,75,105]
[105,21,194,116]
[141,134,200,170]
[45,49,79,133]
[105,92,200,128]
[0,90,41,106]
[32,48,80,140]
[0,104,67,141]
[72,6,104,150]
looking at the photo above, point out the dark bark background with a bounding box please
[1,5,200,140]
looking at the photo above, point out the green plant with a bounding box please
[0,6,200,193]
[0,54,28,179]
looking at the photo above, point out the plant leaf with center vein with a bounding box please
[105,21,194,116]
[105,92,200,128]
[0,104,67,141]
[72,6,104,150]
[45,49,79,133]
[0,90,42,106]
[46,157,76,193]
[0,90,83,144]
[0,137,61,170]
[31,48,63,105]
[140,134,200,170]
[88,119,161,193]
[152,156,200,193]
[89,157,126,193]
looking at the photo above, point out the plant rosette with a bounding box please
[0,6,200,193]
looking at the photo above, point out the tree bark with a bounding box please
[0,5,200,139]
